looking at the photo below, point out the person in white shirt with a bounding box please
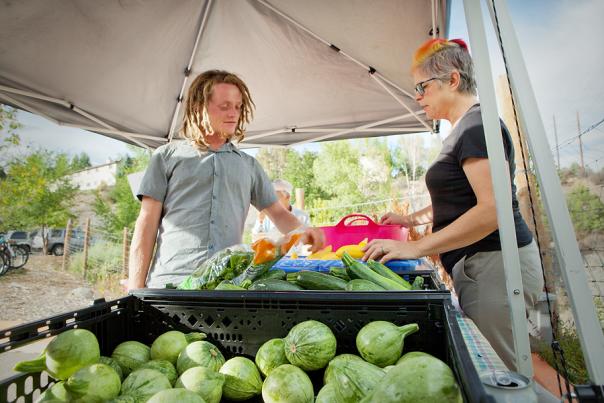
[252,179,310,240]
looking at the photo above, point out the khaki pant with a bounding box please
[451,240,544,371]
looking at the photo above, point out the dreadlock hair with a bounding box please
[181,70,255,151]
[412,38,476,95]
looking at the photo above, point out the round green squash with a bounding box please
[284,320,336,371]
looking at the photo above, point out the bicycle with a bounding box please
[0,234,29,274]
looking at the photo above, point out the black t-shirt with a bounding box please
[425,104,533,273]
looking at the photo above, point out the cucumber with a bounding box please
[294,271,347,290]
[256,269,287,281]
[366,260,412,290]
[411,275,425,290]
[215,281,246,291]
[248,279,303,291]
[345,279,386,291]
[286,272,299,282]
[328,267,350,282]
[341,253,409,291]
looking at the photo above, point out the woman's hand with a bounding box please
[361,239,422,263]
[379,212,412,227]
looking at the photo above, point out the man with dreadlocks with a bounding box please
[127,70,324,290]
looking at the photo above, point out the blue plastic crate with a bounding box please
[273,257,422,273]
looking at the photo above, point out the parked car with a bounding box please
[32,228,85,256]
[4,230,33,252]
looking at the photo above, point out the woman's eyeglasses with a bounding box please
[414,77,440,96]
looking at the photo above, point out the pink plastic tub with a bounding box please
[319,214,409,250]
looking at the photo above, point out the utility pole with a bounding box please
[577,111,585,176]
[553,114,560,169]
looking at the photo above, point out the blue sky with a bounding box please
[3,0,603,169]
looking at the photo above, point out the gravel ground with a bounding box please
[0,254,123,326]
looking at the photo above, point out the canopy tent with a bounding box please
[3,0,604,389]
[0,0,449,150]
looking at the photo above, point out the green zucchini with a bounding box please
[341,253,409,291]
[214,281,246,291]
[248,279,303,291]
[345,279,386,291]
[294,271,347,290]
[256,269,287,281]
[286,272,299,282]
[411,275,425,290]
[329,267,350,282]
[366,260,412,290]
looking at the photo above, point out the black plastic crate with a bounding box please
[0,290,493,403]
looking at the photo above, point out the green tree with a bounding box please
[1,105,22,168]
[94,147,150,235]
[255,147,289,179]
[70,152,92,171]
[313,140,364,203]
[0,151,77,237]
[282,150,329,205]
[567,184,604,233]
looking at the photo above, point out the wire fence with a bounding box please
[62,221,131,290]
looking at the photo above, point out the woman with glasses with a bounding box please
[362,38,543,372]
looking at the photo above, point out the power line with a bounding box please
[551,115,604,152]
[581,116,604,136]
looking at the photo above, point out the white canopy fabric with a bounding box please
[0,0,449,149]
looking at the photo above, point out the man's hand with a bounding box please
[300,227,325,253]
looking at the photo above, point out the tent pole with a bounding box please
[463,0,533,377]
[242,128,288,142]
[488,0,604,384]
[431,0,437,38]
[167,0,214,142]
[370,75,433,132]
[0,85,151,150]
[290,113,419,146]
[0,93,60,125]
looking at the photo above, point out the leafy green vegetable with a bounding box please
[178,248,254,290]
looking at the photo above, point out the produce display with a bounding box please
[176,240,428,292]
[178,232,302,290]
[15,318,463,403]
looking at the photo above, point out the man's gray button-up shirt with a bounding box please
[137,140,277,288]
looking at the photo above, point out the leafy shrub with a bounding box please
[68,241,123,283]
[566,185,604,233]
